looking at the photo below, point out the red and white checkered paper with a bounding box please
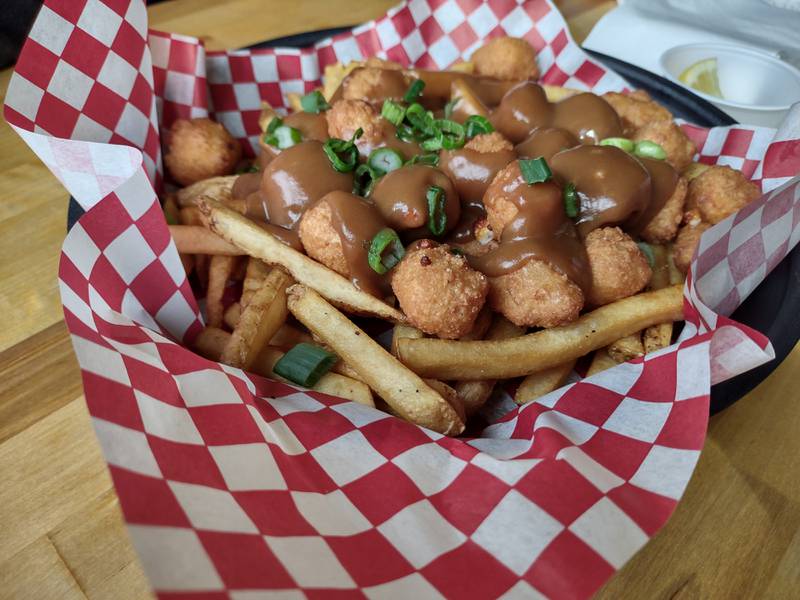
[5,0,800,598]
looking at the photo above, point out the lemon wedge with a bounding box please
[679,58,723,98]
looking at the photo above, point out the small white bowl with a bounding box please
[660,43,800,128]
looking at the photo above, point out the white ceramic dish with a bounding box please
[660,43,800,128]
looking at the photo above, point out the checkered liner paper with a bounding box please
[5,0,800,598]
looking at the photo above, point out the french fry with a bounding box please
[641,244,675,353]
[453,316,525,416]
[542,84,580,102]
[449,61,474,74]
[450,79,489,118]
[322,61,362,100]
[179,253,194,276]
[258,101,279,133]
[269,323,314,349]
[286,284,464,435]
[608,333,645,363]
[514,360,576,405]
[170,225,244,256]
[242,257,271,307]
[586,347,618,376]
[176,175,237,207]
[396,285,684,380]
[668,248,684,286]
[179,206,203,225]
[224,302,241,329]
[391,324,424,356]
[206,255,237,328]
[195,254,209,290]
[163,193,180,224]
[221,269,292,369]
[425,379,465,424]
[197,197,405,322]
[683,161,710,181]
[193,326,230,360]
[286,92,303,112]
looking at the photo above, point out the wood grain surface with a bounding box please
[0,1,797,598]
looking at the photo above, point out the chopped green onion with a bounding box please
[405,103,436,136]
[403,78,425,103]
[273,343,337,387]
[323,128,363,172]
[637,241,656,268]
[300,90,330,114]
[368,228,405,274]
[519,157,552,185]
[266,117,282,135]
[634,140,667,160]
[426,185,447,236]
[464,115,494,138]
[381,100,406,126]
[450,247,464,256]
[421,136,443,151]
[563,182,579,218]
[434,119,466,150]
[264,125,302,149]
[236,163,260,174]
[599,137,634,152]
[406,152,439,167]
[395,123,420,142]
[368,148,404,175]
[164,210,178,225]
[353,164,379,197]
[443,98,459,119]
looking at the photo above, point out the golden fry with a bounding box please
[641,244,674,353]
[542,84,580,102]
[396,285,684,380]
[449,61,474,74]
[179,206,203,225]
[644,323,673,353]
[586,347,618,376]
[206,255,237,328]
[391,324,424,356]
[608,333,645,363]
[170,225,244,256]
[460,305,492,341]
[287,284,464,435]
[514,360,575,405]
[197,197,405,322]
[683,161,710,181]
[258,101,278,133]
[269,323,314,349]
[193,326,230,360]
[176,175,237,207]
[224,302,241,329]
[221,269,292,369]
[450,79,489,118]
[453,315,524,416]
[242,258,271,307]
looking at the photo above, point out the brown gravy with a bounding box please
[323,191,390,297]
[371,165,460,234]
[550,145,651,236]
[260,140,353,229]
[551,93,623,144]
[626,157,679,234]
[439,147,517,202]
[490,82,554,143]
[516,127,578,162]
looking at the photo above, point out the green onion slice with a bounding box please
[368,148,404,175]
[426,185,447,236]
[381,100,406,126]
[266,117,282,135]
[353,163,379,197]
[633,140,667,160]
[403,78,425,103]
[405,103,436,136]
[164,210,178,225]
[637,241,656,268]
[273,343,338,387]
[368,228,405,274]
[236,163,260,174]
[519,157,552,184]
[300,90,330,114]
[563,182,579,218]
[420,136,443,151]
[322,128,363,172]
[406,152,439,167]
[464,115,494,138]
[265,125,302,149]
[443,98,459,119]
[599,137,635,153]
[395,123,420,142]
[434,118,466,150]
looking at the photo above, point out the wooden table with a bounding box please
[0,1,797,598]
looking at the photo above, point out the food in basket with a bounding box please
[163,36,761,435]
